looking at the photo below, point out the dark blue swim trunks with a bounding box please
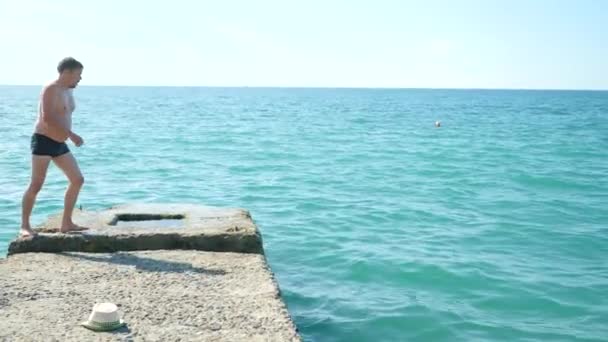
[31,133,70,157]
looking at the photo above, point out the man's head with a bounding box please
[57,57,83,88]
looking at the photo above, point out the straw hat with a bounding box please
[81,303,126,331]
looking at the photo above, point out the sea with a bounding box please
[1,86,607,341]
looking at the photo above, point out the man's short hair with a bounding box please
[57,57,83,73]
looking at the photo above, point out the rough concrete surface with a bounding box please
[9,204,263,256]
[0,250,301,341]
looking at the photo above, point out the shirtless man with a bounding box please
[20,57,88,237]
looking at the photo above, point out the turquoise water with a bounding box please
[1,86,607,341]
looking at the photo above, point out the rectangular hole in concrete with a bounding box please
[111,214,185,228]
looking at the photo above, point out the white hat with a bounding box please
[81,303,126,332]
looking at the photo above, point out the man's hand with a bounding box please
[69,132,84,147]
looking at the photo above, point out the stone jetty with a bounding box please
[0,204,301,341]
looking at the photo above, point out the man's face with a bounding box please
[66,68,83,88]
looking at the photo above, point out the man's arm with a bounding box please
[40,86,70,137]
[68,130,84,147]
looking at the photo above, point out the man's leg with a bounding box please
[52,152,87,232]
[21,155,52,237]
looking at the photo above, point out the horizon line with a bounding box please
[0,84,606,92]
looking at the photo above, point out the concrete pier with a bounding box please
[8,203,263,256]
[0,204,300,341]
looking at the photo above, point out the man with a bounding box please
[20,57,88,237]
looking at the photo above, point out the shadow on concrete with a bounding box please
[62,252,227,275]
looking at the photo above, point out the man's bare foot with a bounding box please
[60,223,89,234]
[19,227,38,238]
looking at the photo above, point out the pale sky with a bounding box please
[0,0,606,89]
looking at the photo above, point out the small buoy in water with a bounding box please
[435,120,441,127]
